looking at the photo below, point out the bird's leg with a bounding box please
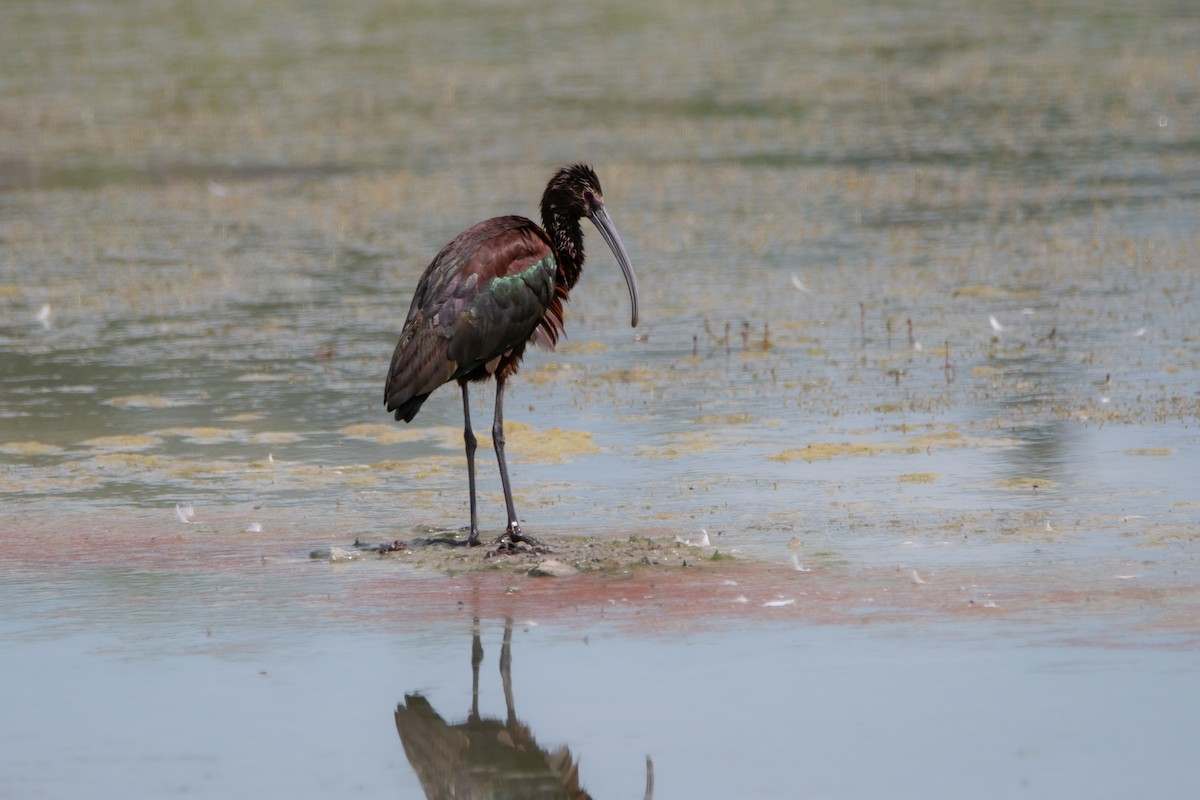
[461,382,482,546]
[469,616,483,722]
[491,376,541,547]
[500,617,518,731]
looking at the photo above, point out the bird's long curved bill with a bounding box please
[588,205,640,328]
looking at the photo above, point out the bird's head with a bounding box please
[542,163,639,328]
[545,162,605,217]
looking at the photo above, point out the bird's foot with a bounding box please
[486,540,517,557]
[484,525,547,556]
[492,524,542,548]
[486,539,551,557]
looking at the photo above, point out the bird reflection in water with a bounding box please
[395,617,653,800]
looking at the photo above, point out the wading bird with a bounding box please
[384,164,639,547]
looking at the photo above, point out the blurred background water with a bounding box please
[2,1,1200,797]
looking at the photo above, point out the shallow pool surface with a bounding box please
[5,564,1200,800]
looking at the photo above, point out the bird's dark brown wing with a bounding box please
[394,695,470,800]
[384,216,557,422]
[395,695,591,800]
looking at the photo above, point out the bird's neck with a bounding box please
[541,206,585,292]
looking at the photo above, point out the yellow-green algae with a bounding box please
[82,434,162,451]
[339,423,428,445]
[996,477,1057,490]
[898,473,941,483]
[768,429,1009,463]
[154,427,242,443]
[502,422,601,465]
[694,413,754,425]
[1,441,63,456]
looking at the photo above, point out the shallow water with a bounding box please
[3,0,1200,797]
[6,609,1200,799]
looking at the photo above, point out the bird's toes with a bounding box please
[485,541,516,557]
[514,526,542,546]
[484,534,550,557]
[494,527,543,548]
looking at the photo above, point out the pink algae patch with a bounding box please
[5,511,1199,641]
